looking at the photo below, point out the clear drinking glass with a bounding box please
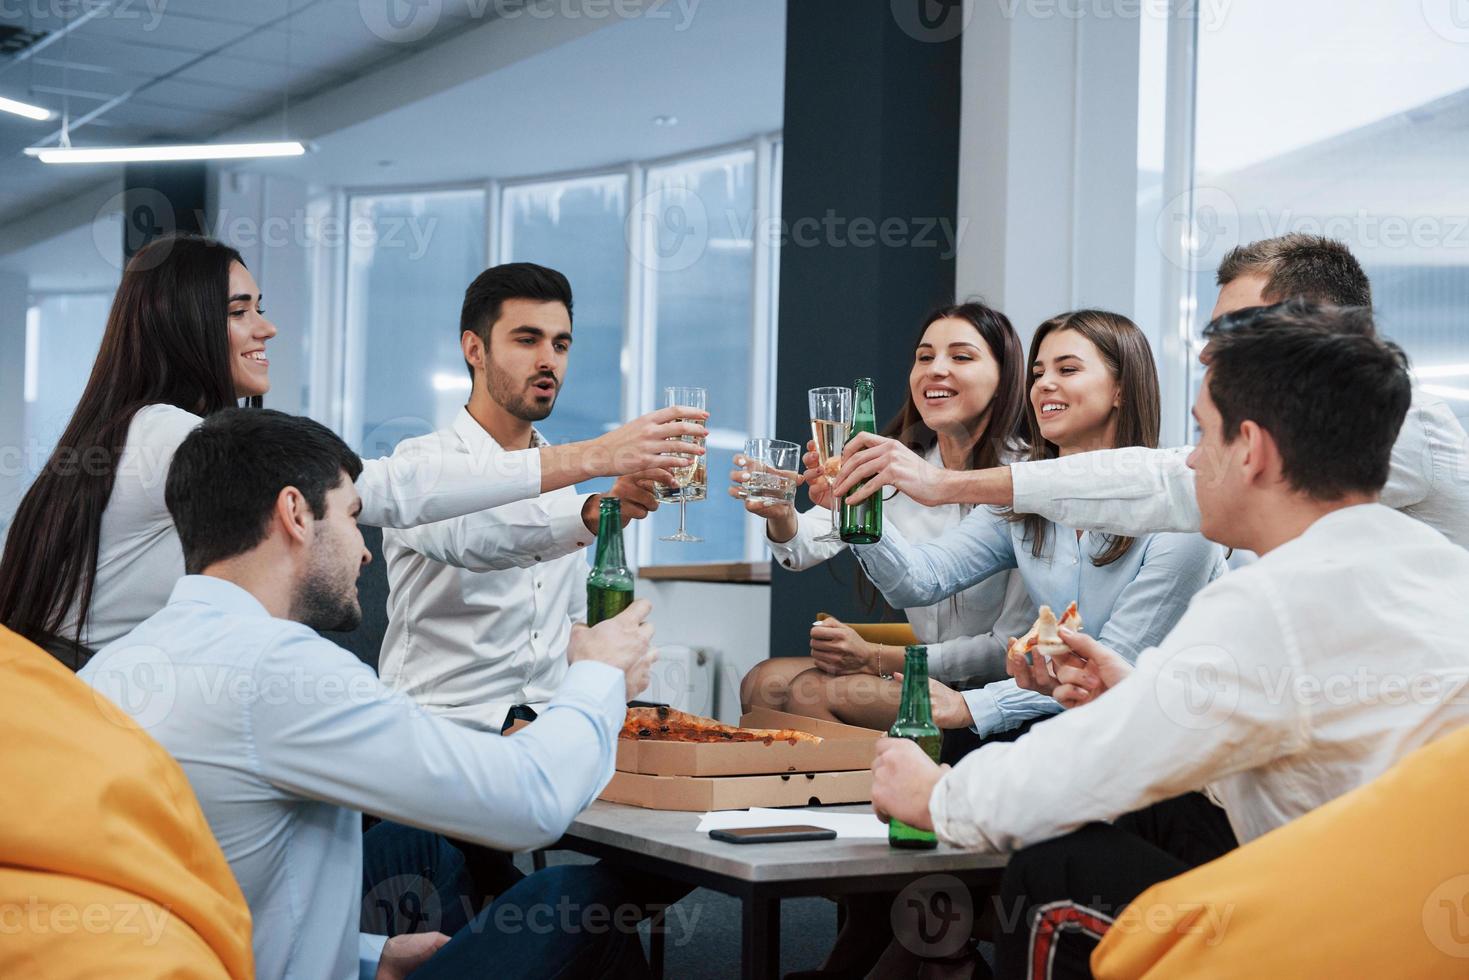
[738,438,801,504]
[807,386,854,542]
[658,385,707,543]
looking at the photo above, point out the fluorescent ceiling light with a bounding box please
[1412,363,1469,380]
[24,141,307,164]
[0,95,52,121]
[1420,384,1469,403]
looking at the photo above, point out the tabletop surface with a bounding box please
[563,800,1008,884]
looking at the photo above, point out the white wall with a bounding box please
[956,6,1143,345]
[636,579,771,724]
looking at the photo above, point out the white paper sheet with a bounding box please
[696,806,887,839]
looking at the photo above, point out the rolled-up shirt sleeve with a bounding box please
[248,628,625,853]
[927,573,1305,854]
[356,429,543,529]
[852,508,1017,608]
[1010,447,1201,536]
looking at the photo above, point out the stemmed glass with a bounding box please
[657,385,707,543]
[807,386,853,543]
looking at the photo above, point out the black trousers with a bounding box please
[993,793,1238,980]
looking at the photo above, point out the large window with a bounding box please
[23,293,111,477]
[641,149,759,564]
[339,139,781,564]
[343,188,488,458]
[1153,2,1469,428]
[500,174,629,450]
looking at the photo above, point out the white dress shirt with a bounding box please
[927,504,1469,854]
[1011,388,1469,548]
[379,410,595,731]
[78,575,624,980]
[766,445,1036,684]
[63,403,544,649]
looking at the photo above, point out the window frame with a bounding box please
[329,135,783,566]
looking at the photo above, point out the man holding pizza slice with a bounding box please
[869,305,1469,978]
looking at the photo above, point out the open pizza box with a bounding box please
[614,708,881,777]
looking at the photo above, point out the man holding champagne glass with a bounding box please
[376,262,707,736]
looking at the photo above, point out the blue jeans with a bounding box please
[361,821,649,979]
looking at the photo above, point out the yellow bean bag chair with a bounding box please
[0,626,253,979]
[816,612,918,648]
[1092,724,1469,978]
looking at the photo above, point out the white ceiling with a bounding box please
[0,0,786,288]
[0,0,519,223]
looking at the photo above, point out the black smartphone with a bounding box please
[709,825,837,844]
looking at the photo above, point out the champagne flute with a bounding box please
[808,386,853,543]
[658,385,707,543]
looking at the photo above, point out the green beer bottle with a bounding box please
[840,378,882,544]
[586,497,634,626]
[888,645,941,849]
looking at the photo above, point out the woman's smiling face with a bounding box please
[1030,327,1121,452]
[226,261,277,399]
[909,316,1002,435]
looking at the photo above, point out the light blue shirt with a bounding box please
[854,509,1225,736]
[79,575,625,980]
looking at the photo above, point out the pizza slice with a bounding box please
[1007,601,1082,662]
[621,706,823,745]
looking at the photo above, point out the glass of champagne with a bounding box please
[658,385,707,543]
[738,438,801,504]
[808,386,853,543]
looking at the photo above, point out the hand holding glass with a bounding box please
[808,387,853,543]
[658,385,707,543]
[736,439,801,504]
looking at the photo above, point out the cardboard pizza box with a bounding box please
[615,708,882,777]
[599,768,873,811]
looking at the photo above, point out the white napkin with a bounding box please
[697,806,887,839]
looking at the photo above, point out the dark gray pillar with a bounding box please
[769,1,964,656]
[122,162,209,260]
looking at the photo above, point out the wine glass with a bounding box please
[658,385,707,543]
[808,386,853,543]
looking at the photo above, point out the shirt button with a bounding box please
[533,631,540,640]
[536,581,543,589]
[533,554,543,562]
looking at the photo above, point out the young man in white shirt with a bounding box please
[833,234,1469,549]
[80,408,659,980]
[868,305,1469,978]
[378,263,681,734]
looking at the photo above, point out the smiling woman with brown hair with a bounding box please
[734,301,1037,730]
[845,309,1226,740]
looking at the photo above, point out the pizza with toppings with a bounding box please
[621,706,823,745]
[1007,601,1083,663]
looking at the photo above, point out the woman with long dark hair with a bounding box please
[734,302,1037,729]
[0,234,702,665]
[846,310,1226,739]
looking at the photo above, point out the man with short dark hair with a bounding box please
[80,408,658,980]
[869,307,1469,979]
[378,262,689,733]
[835,234,1469,548]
